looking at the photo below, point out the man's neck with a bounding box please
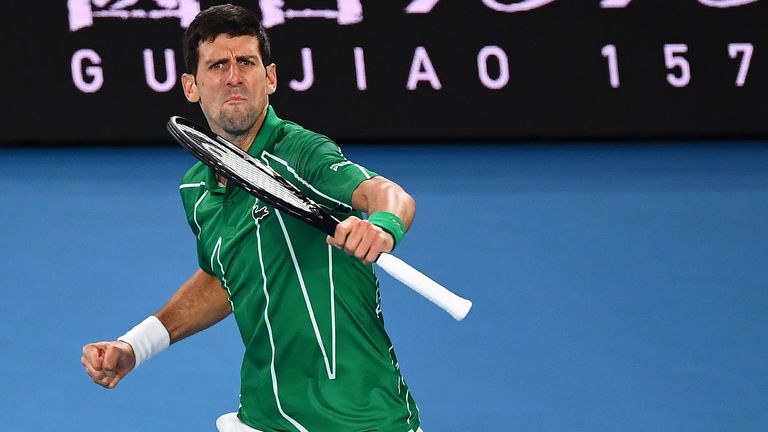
[228,105,269,152]
[223,129,257,153]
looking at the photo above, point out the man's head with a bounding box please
[182,4,271,75]
[181,4,276,147]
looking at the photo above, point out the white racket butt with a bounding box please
[376,253,472,321]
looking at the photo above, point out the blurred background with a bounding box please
[1,1,766,431]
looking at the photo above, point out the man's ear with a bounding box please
[181,73,200,103]
[266,63,277,95]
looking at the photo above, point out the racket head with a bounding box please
[167,116,339,235]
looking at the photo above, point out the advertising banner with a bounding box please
[1,1,766,144]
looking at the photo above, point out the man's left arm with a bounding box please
[326,176,415,264]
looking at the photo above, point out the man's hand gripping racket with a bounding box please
[167,116,472,320]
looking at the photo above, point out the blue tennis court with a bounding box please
[1,142,766,431]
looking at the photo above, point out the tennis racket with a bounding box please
[167,116,472,321]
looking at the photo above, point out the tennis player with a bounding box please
[81,4,424,432]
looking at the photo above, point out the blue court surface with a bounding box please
[1,143,767,431]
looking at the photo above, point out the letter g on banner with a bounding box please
[71,49,103,93]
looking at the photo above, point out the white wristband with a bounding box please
[118,316,170,369]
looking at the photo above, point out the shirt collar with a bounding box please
[247,105,281,157]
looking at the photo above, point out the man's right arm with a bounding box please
[81,269,231,389]
[155,269,232,344]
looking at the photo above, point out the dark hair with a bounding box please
[183,4,271,74]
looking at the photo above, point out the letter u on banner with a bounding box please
[144,49,177,92]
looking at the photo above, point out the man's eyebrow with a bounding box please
[205,57,230,65]
[205,55,258,65]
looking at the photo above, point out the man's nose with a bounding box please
[226,63,242,85]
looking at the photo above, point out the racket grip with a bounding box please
[376,253,472,321]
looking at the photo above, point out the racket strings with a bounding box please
[178,125,314,213]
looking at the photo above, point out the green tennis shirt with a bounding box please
[179,106,420,432]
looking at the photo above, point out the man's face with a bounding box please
[182,34,276,140]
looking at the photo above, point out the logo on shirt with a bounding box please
[329,160,353,172]
[252,204,270,225]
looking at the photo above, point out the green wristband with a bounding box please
[367,211,406,250]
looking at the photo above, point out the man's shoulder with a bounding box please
[272,119,337,156]
[181,161,208,184]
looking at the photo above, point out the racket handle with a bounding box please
[376,253,472,321]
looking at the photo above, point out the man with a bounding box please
[81,4,423,432]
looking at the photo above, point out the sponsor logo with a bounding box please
[252,204,270,224]
[329,161,353,172]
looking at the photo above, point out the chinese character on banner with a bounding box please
[258,0,362,28]
[67,0,201,32]
[405,0,761,12]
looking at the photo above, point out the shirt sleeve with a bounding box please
[293,135,378,211]
[179,179,215,276]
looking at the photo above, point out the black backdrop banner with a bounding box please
[2,0,767,144]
